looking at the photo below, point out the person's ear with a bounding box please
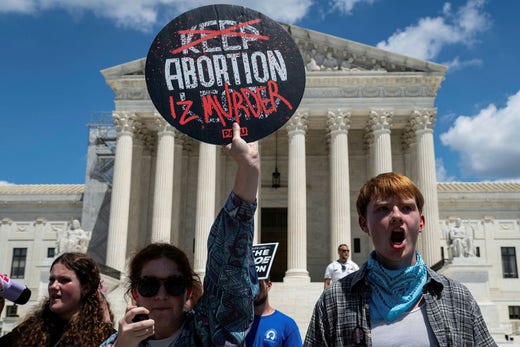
[359,216,369,234]
[131,289,139,303]
[419,215,425,233]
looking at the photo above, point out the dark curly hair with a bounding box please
[9,252,115,347]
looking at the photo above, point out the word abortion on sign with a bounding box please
[252,243,279,280]
[145,4,306,145]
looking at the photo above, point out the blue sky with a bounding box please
[1,0,519,184]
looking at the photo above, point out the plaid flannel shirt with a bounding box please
[304,263,497,347]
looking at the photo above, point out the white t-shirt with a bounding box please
[324,259,359,283]
[371,301,439,347]
[146,328,182,347]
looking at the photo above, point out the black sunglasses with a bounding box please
[137,275,187,297]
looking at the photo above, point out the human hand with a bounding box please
[113,306,154,347]
[224,123,259,202]
[224,123,259,170]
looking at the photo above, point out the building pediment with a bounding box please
[282,24,446,74]
[101,57,146,79]
[101,58,148,102]
[101,23,446,80]
[100,23,448,122]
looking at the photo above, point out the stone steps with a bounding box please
[267,281,323,338]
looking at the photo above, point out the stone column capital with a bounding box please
[287,111,308,136]
[363,130,374,147]
[154,116,176,137]
[113,111,137,136]
[368,109,393,132]
[401,123,416,150]
[411,108,436,132]
[135,128,155,154]
[327,109,351,134]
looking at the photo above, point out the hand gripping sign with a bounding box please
[145,4,306,145]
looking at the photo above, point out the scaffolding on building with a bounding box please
[87,112,116,185]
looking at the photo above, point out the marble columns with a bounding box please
[170,133,185,246]
[285,111,310,281]
[193,142,217,278]
[151,117,175,243]
[327,109,352,261]
[369,109,393,175]
[106,112,136,272]
[413,108,441,266]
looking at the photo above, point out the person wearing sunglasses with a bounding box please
[100,123,260,347]
[323,244,359,289]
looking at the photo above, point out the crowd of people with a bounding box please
[0,124,496,346]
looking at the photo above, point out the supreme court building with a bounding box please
[1,24,519,342]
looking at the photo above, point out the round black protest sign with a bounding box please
[145,4,306,145]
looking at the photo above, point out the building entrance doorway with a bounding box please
[260,208,287,282]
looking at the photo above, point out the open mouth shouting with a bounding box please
[390,229,405,246]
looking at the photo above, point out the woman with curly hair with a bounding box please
[0,252,115,346]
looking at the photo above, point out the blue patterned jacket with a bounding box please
[100,192,258,347]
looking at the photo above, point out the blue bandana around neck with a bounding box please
[366,251,427,324]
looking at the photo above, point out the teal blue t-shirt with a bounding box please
[246,310,302,347]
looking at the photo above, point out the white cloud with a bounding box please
[440,90,520,180]
[331,0,375,14]
[0,0,312,31]
[0,0,35,13]
[376,0,490,62]
[171,0,312,25]
[0,180,14,186]
[435,158,455,182]
[442,56,482,73]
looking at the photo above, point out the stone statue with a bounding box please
[57,219,92,254]
[306,58,320,71]
[340,57,364,71]
[446,218,475,258]
[321,52,338,70]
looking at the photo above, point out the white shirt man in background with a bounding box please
[323,244,359,289]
